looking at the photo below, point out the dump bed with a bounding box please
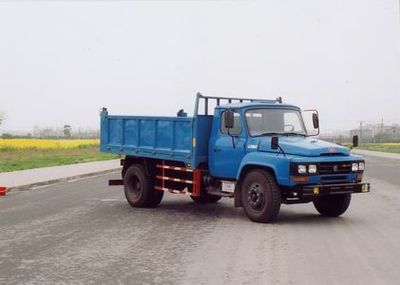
[99,93,281,168]
[100,110,212,169]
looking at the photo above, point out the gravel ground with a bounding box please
[0,156,399,285]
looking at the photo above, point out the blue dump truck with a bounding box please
[100,93,370,223]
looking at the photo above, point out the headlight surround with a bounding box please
[308,164,317,174]
[291,163,318,175]
[298,165,307,174]
[292,161,363,175]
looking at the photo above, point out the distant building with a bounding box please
[350,128,374,141]
[350,123,400,143]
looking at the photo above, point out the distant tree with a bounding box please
[0,110,5,126]
[2,133,13,139]
[42,128,53,138]
[63,124,72,137]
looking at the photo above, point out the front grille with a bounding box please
[320,175,347,181]
[318,162,352,175]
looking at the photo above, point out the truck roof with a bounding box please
[215,102,300,110]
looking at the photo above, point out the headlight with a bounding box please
[308,164,317,174]
[351,162,359,171]
[298,165,307,174]
[358,162,365,171]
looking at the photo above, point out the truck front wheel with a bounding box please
[241,170,281,223]
[313,194,351,217]
[123,164,163,208]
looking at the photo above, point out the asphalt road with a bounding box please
[1,155,400,285]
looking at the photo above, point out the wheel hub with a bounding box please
[248,183,264,210]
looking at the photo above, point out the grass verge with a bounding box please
[359,143,400,154]
[0,146,117,173]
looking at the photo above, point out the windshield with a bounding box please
[245,108,306,136]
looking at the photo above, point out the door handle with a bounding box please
[213,147,222,152]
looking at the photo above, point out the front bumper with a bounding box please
[302,182,370,196]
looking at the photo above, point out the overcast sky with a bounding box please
[0,0,399,134]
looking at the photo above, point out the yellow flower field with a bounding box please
[0,139,99,151]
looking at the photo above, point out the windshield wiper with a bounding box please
[256,132,282,137]
[282,132,307,136]
[254,132,306,137]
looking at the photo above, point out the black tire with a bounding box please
[123,164,163,208]
[191,193,222,204]
[313,194,351,217]
[147,190,164,207]
[241,170,281,223]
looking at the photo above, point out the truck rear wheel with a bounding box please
[241,170,281,223]
[123,164,163,208]
[313,194,351,217]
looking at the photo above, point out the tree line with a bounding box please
[1,125,99,139]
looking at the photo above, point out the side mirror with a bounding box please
[352,135,359,147]
[302,109,320,136]
[312,113,319,129]
[271,136,279,150]
[225,110,234,129]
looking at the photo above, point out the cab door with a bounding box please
[209,110,247,179]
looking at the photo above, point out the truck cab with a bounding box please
[100,93,370,223]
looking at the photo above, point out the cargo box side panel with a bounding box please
[124,119,139,147]
[100,115,194,164]
[156,120,173,150]
[139,119,155,153]
[174,120,193,155]
[109,119,123,146]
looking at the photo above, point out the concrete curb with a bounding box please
[6,167,121,192]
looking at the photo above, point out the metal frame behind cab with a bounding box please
[194,92,283,116]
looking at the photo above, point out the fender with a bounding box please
[236,152,292,187]
[233,152,291,207]
[122,156,157,178]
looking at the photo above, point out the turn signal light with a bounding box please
[291,176,309,183]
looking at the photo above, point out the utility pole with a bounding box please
[381,118,384,142]
[359,121,363,145]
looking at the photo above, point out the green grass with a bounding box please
[359,143,400,154]
[0,146,117,173]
